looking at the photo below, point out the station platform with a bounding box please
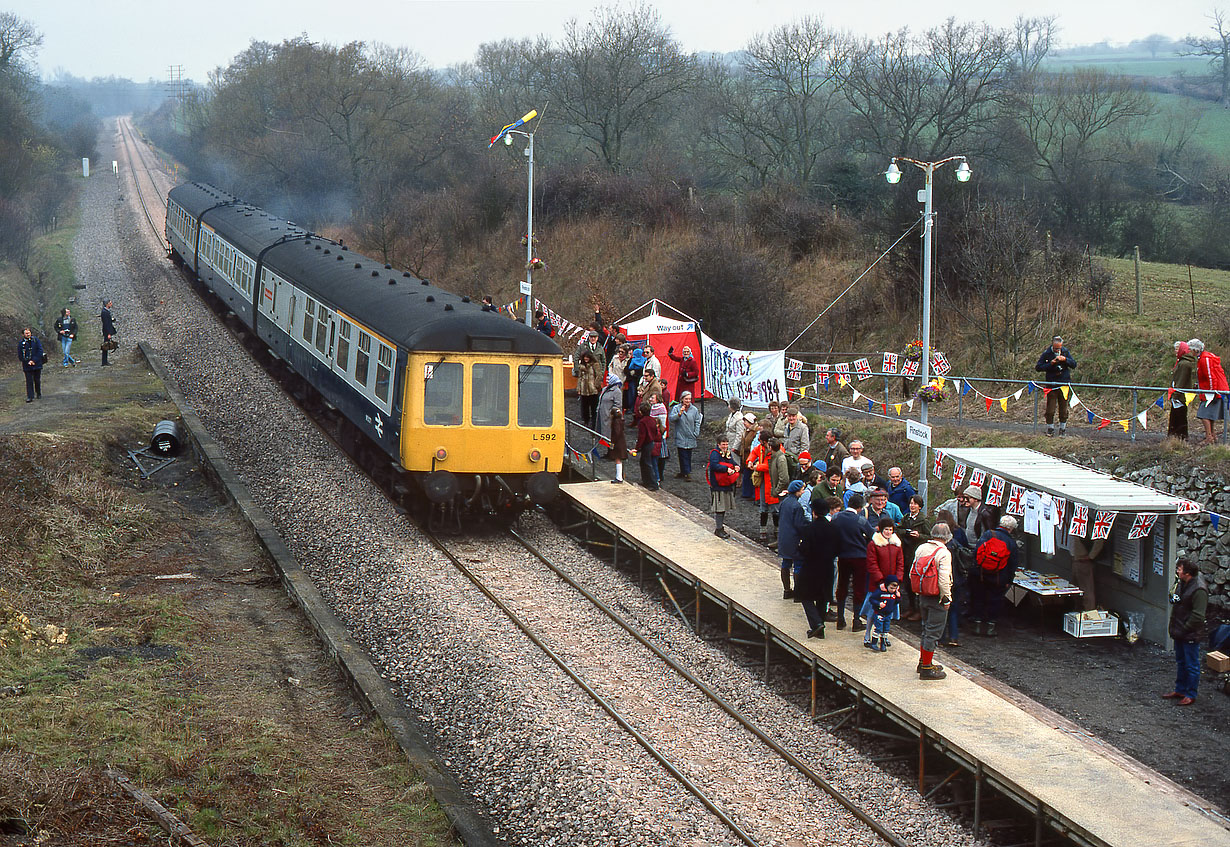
[559,480,1230,847]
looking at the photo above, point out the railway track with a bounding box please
[112,123,957,847]
[116,117,168,247]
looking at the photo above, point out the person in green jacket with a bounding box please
[1169,341,1197,440]
[1162,559,1207,706]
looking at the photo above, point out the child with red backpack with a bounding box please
[970,515,1020,638]
[1191,338,1228,446]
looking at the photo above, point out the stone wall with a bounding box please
[1113,463,1229,613]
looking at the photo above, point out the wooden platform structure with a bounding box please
[559,480,1230,847]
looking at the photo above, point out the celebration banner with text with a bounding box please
[700,332,786,409]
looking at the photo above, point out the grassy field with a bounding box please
[1047,55,1209,77]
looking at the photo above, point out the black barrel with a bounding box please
[151,420,181,455]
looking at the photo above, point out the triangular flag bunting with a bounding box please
[894,403,902,415]
[985,397,993,412]
[907,399,914,410]
[1060,385,1070,399]
[1185,392,1197,407]
[851,389,861,402]
[1155,395,1165,408]
[1120,419,1130,432]
[1013,388,1024,400]
[1069,392,1081,409]
[1137,409,1147,428]
[1212,514,1221,530]
[1087,410,1095,424]
[1097,418,1111,431]
[867,399,874,412]
[999,397,1008,412]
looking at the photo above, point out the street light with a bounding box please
[885,154,971,503]
[489,109,539,326]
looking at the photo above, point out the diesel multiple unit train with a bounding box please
[165,182,562,515]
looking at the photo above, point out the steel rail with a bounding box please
[116,118,169,248]
[422,528,762,847]
[507,528,911,847]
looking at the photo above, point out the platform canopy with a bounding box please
[939,447,1198,514]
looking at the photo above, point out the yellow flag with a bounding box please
[1185,392,1197,407]
[999,397,1008,412]
[1120,419,1130,432]
[1060,385,1070,399]
[894,403,902,415]
[799,385,807,398]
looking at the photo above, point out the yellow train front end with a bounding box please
[400,352,564,514]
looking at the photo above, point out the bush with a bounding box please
[744,186,861,261]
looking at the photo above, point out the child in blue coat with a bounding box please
[864,575,901,651]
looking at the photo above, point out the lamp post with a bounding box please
[489,109,539,326]
[885,155,971,503]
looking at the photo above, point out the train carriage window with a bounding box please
[302,297,316,344]
[517,365,553,428]
[423,362,462,426]
[335,321,351,373]
[471,363,509,426]
[374,344,394,403]
[314,304,330,354]
[355,332,371,387]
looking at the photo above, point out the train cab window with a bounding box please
[517,365,553,428]
[302,297,316,344]
[335,321,351,372]
[374,344,393,403]
[471,363,509,426]
[423,361,462,426]
[355,332,371,387]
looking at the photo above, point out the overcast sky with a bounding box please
[10,0,1223,83]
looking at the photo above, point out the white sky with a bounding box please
[10,0,1223,83]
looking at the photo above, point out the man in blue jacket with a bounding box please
[777,480,808,600]
[1035,336,1077,436]
[19,327,44,402]
[831,493,874,630]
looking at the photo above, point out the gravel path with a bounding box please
[80,118,996,846]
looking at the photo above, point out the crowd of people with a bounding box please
[17,300,117,402]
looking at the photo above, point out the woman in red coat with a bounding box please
[862,517,904,633]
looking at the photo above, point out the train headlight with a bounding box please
[529,449,542,463]
[435,447,448,461]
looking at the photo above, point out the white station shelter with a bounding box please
[938,448,1200,645]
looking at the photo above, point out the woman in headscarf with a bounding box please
[1169,340,1196,441]
[650,392,670,479]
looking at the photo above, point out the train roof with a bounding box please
[168,182,560,356]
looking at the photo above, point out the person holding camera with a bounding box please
[1162,559,1208,706]
[1035,335,1077,436]
[54,307,78,367]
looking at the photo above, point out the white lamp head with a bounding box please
[885,162,902,185]
[503,132,514,147]
[955,160,971,182]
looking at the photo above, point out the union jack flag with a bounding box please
[835,362,850,382]
[1053,497,1066,525]
[969,468,987,488]
[1127,513,1157,540]
[931,352,951,376]
[854,358,872,379]
[1069,504,1089,538]
[786,358,803,381]
[1092,510,1117,541]
[902,359,919,377]
[932,449,945,478]
[951,462,967,491]
[986,475,1006,507]
[883,352,899,374]
[1007,484,1026,515]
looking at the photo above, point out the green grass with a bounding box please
[1046,55,1210,77]
[0,186,82,337]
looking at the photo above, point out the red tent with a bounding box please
[618,300,702,400]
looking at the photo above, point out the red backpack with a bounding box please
[705,452,739,487]
[975,533,1011,572]
[911,545,942,596]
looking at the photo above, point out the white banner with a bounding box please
[700,332,785,409]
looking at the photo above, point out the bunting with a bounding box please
[931,352,951,376]
[969,469,987,488]
[902,359,919,377]
[883,352,899,374]
[932,449,945,478]
[1006,484,1026,516]
[986,475,1006,507]
[1091,510,1117,541]
[854,357,873,379]
[1127,513,1157,540]
[786,357,803,381]
[951,462,968,491]
[1069,504,1089,538]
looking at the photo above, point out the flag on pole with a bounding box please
[488,109,538,146]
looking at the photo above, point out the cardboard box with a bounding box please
[1063,611,1119,638]
[1207,651,1230,673]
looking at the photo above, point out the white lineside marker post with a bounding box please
[112,161,118,175]
[82,158,89,178]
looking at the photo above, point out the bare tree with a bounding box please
[0,13,41,73]
[467,37,552,130]
[546,4,697,170]
[1009,15,1057,79]
[723,17,844,191]
[834,19,1010,160]
[1182,8,1230,106]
